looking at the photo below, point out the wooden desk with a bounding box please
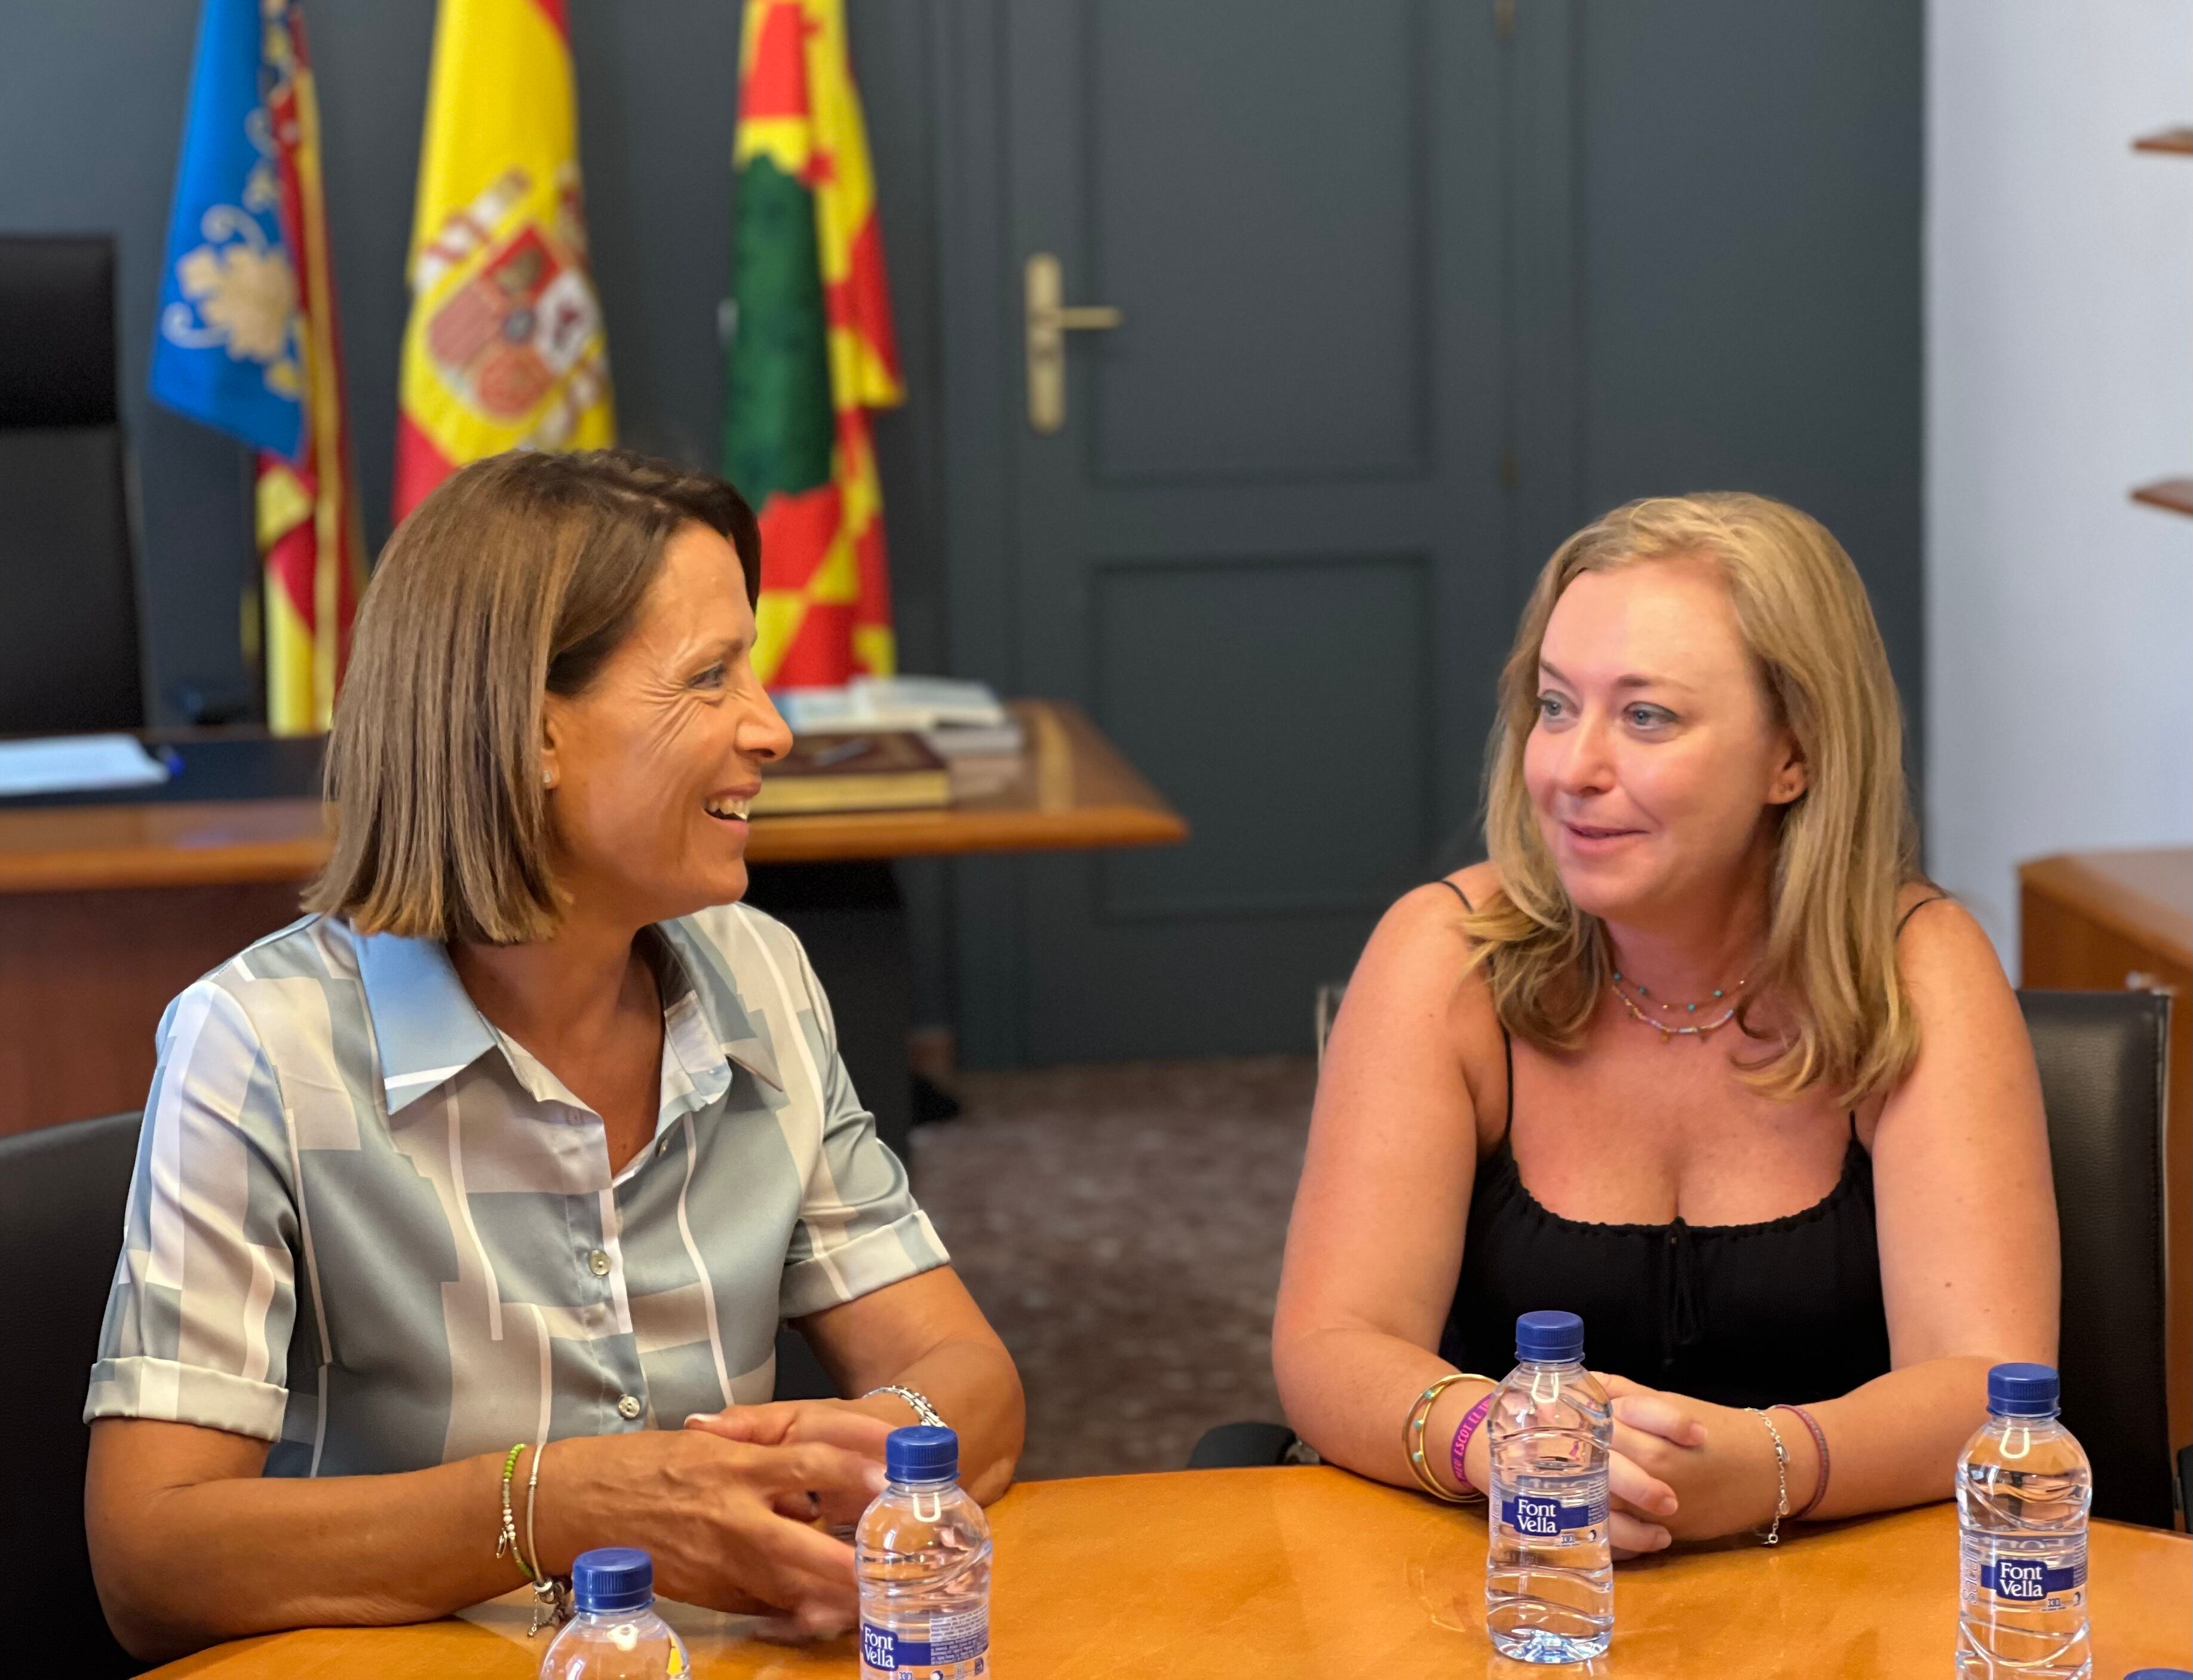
[0,701,1183,1135]
[2021,846,2193,1457]
[0,702,1181,892]
[144,1467,2193,1680]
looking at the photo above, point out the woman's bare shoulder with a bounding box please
[1333,869,1509,1129]
[1892,887,2012,1012]
[1394,860,1504,927]
[1878,884,2029,1117]
[1894,878,1956,927]
[1362,862,1505,953]
[1893,884,1998,977]
[1446,860,1505,912]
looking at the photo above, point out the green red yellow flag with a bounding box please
[394,0,613,522]
[724,0,903,687]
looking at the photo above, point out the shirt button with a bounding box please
[617,1394,642,1421]
[588,1249,611,1277]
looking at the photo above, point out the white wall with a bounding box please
[1926,1,2193,966]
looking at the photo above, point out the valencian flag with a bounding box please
[151,0,363,734]
[725,0,903,686]
[394,0,613,521]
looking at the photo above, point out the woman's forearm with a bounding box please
[1795,1354,1992,1522]
[89,1428,525,1662]
[1274,1325,1495,1495]
[855,1336,1026,1503]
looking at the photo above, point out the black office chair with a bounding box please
[0,1110,146,1677]
[2,1100,836,1670]
[1192,988,2183,1529]
[2023,989,2176,1529]
[0,235,146,734]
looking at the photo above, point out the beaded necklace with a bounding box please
[1609,964,1756,1042]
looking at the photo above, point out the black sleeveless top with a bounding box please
[1435,881,1903,1408]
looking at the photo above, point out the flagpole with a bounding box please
[237,442,265,726]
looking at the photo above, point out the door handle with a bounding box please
[1025,252,1122,434]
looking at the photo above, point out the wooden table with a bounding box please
[143,1466,2193,1680]
[0,701,1183,1136]
[2021,846,2193,1457]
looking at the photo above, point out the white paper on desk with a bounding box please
[0,734,170,796]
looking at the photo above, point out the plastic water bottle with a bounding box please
[1956,1362,2092,1678]
[857,1425,993,1680]
[1484,1309,1614,1663]
[538,1547,690,1680]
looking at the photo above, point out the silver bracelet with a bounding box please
[864,1384,946,1428]
[522,1440,572,1637]
[1746,1406,1790,1546]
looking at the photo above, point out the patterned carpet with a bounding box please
[910,1056,1316,1481]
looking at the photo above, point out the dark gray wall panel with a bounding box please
[1575,0,1924,752]
[1093,554,1432,919]
[1087,0,1428,483]
[1013,861,1408,1061]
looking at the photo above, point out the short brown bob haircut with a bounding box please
[305,447,762,945]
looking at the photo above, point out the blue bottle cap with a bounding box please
[572,1546,654,1614]
[886,1424,959,1484]
[1515,1310,1585,1363]
[1986,1362,2060,1418]
[2122,1670,2193,1679]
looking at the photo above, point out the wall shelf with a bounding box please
[2130,477,2193,516]
[2126,131,2188,514]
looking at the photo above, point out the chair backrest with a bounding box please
[1313,980,1346,1064]
[2017,989,2176,1528]
[0,1111,145,1677]
[0,235,145,734]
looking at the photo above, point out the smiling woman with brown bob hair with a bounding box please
[84,449,1023,1661]
[1275,492,2059,1554]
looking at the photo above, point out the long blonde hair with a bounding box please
[1463,492,1924,1106]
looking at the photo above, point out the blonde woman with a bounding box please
[1273,493,2057,1552]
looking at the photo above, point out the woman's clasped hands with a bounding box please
[1600,1373,1806,1555]
[550,1400,895,1639]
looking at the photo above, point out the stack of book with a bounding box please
[757,678,1025,817]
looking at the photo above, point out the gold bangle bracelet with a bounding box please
[1402,1372,1496,1504]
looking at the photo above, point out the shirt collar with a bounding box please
[352,922,783,1116]
[352,928,501,1115]
[655,919,783,1093]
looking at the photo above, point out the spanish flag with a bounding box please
[151,0,362,734]
[394,0,613,523]
[723,0,902,687]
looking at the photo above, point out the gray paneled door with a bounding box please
[943,0,1574,1063]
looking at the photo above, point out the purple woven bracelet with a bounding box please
[1449,1389,1496,1493]
[1779,1403,1831,1519]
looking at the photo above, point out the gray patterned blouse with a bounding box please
[85,904,948,1477]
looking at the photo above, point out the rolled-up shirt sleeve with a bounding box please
[86,978,299,1442]
[778,939,949,1322]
